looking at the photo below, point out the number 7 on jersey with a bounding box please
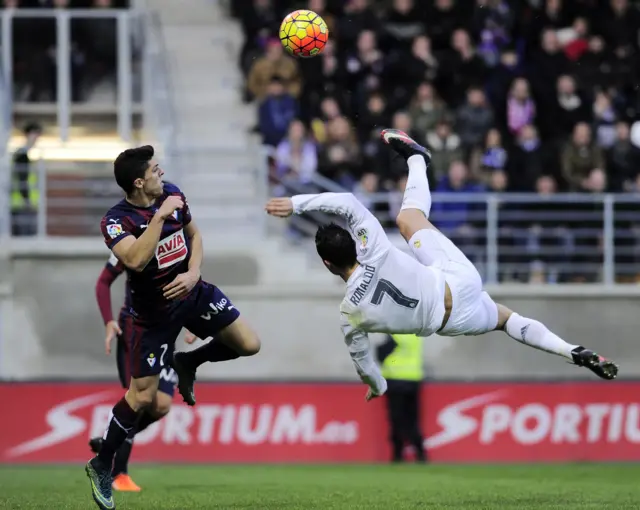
[370,279,419,309]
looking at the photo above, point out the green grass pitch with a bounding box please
[1,463,638,509]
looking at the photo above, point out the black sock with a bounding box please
[136,411,162,434]
[181,339,239,370]
[112,433,134,476]
[111,411,162,475]
[97,397,138,466]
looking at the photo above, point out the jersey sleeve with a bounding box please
[105,252,125,275]
[100,214,134,250]
[291,193,392,264]
[340,313,388,396]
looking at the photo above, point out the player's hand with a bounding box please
[184,331,198,344]
[365,388,382,402]
[105,320,122,355]
[157,195,184,220]
[163,270,200,300]
[265,197,294,218]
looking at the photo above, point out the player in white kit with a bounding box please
[265,129,618,400]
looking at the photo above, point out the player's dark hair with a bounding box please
[315,222,357,271]
[114,145,154,194]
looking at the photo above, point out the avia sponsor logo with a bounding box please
[426,391,640,449]
[90,404,359,447]
[156,229,188,269]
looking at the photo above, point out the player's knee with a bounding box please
[494,303,514,330]
[396,209,431,241]
[395,211,415,241]
[127,386,157,409]
[153,400,172,416]
[238,334,261,356]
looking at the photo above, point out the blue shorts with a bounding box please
[116,311,177,396]
[126,281,240,379]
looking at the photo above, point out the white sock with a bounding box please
[504,313,578,360]
[401,155,431,218]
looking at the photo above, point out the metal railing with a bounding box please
[0,8,141,141]
[276,179,640,285]
[2,145,271,238]
[141,8,176,154]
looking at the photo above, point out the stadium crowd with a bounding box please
[3,0,131,103]
[232,0,640,283]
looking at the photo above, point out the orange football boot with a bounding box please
[112,473,142,492]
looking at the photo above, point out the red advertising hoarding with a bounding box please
[1,381,638,463]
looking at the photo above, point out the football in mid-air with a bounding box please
[279,10,329,58]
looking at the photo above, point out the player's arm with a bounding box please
[341,315,388,400]
[163,198,202,300]
[184,221,202,279]
[95,259,121,326]
[266,193,392,262]
[96,255,124,354]
[104,196,183,272]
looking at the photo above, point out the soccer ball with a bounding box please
[279,10,329,58]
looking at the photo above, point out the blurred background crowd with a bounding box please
[231,0,640,283]
[5,0,131,103]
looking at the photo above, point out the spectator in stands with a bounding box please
[558,16,590,61]
[336,0,380,55]
[258,77,299,147]
[248,38,301,102]
[508,124,556,192]
[343,30,385,114]
[592,90,618,149]
[553,74,591,140]
[409,82,448,144]
[609,121,637,191]
[357,92,389,144]
[486,48,520,117]
[506,77,536,138]
[561,122,605,191]
[387,36,440,108]
[11,123,42,237]
[599,0,640,55]
[529,29,570,136]
[426,0,467,52]
[476,128,507,180]
[317,116,360,188]
[382,0,425,54]
[473,0,514,68]
[443,28,487,105]
[391,111,414,137]
[239,0,280,76]
[432,160,485,261]
[311,96,342,144]
[427,118,464,182]
[273,119,318,189]
[353,171,389,223]
[456,86,494,152]
[523,174,572,284]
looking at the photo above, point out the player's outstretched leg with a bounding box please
[381,129,437,251]
[88,397,172,491]
[89,434,138,491]
[174,317,260,406]
[496,304,618,380]
[86,456,116,510]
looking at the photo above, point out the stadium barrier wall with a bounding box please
[1,381,639,464]
[2,246,640,380]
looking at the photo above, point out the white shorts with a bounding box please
[409,228,498,337]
